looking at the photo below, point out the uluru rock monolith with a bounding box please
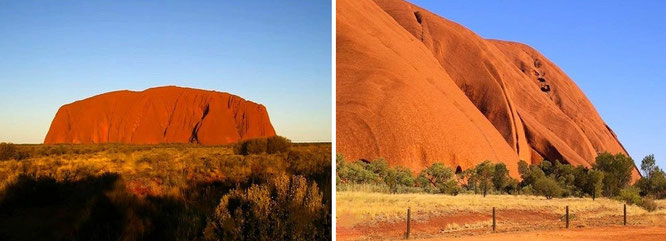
[44,86,276,145]
[336,0,640,180]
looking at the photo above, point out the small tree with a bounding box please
[463,169,479,194]
[492,163,509,193]
[475,161,495,197]
[385,166,415,193]
[593,152,634,197]
[533,177,562,199]
[539,160,554,177]
[618,186,642,206]
[518,161,545,188]
[416,163,458,194]
[641,154,657,180]
[586,169,604,200]
[335,157,381,185]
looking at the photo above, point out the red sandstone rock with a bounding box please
[44,86,276,145]
[336,0,640,180]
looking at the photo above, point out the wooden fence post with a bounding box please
[624,204,627,226]
[406,207,411,239]
[493,207,495,232]
[565,205,569,229]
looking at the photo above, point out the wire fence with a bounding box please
[402,204,629,239]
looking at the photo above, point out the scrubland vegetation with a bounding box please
[0,139,331,241]
[337,191,666,225]
[337,152,666,212]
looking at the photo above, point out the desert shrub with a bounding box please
[521,185,534,195]
[245,138,267,155]
[233,138,267,155]
[0,143,17,161]
[366,159,390,177]
[0,143,332,240]
[233,136,292,155]
[287,147,332,198]
[533,177,563,199]
[593,152,634,197]
[204,174,326,241]
[336,158,381,185]
[641,197,658,212]
[384,166,415,193]
[416,163,459,194]
[618,187,642,206]
[267,136,291,154]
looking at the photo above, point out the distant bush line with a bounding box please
[232,136,292,155]
[337,152,666,211]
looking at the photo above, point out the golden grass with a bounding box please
[0,144,329,198]
[337,191,662,224]
[0,143,332,240]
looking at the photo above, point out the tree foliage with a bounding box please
[416,163,459,194]
[533,177,563,199]
[593,152,634,197]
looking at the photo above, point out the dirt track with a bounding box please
[439,226,666,241]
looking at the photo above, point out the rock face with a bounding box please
[336,0,640,179]
[44,86,276,145]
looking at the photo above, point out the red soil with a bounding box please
[337,209,666,241]
[442,226,666,241]
[44,86,276,145]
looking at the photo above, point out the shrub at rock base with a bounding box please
[233,136,292,155]
[533,177,563,199]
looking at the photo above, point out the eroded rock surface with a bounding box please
[45,86,276,145]
[336,0,639,179]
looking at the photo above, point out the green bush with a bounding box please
[594,152,634,197]
[618,186,642,206]
[384,166,415,193]
[518,160,545,188]
[636,154,666,199]
[336,157,381,185]
[474,161,495,197]
[0,143,17,161]
[416,163,458,194]
[533,177,563,199]
[492,163,509,192]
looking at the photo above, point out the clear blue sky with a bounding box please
[0,1,331,143]
[411,0,666,170]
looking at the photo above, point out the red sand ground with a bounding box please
[444,226,666,241]
[336,0,640,180]
[337,210,666,241]
[44,86,276,145]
